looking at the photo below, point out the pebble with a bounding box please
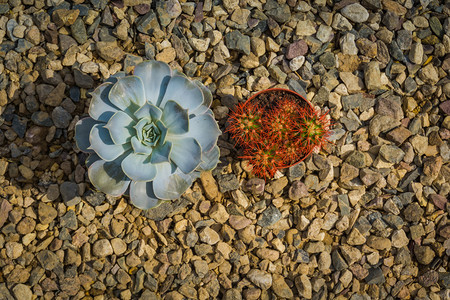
[285,40,308,59]
[247,269,272,290]
[272,274,294,299]
[92,239,114,257]
[341,3,369,23]
[257,206,282,227]
[199,227,220,245]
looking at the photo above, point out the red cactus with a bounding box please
[227,90,332,179]
[226,102,263,147]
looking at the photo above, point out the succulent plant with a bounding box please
[75,60,221,209]
[228,90,331,179]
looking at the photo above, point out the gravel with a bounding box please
[0,0,448,299]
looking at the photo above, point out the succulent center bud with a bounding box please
[135,118,161,146]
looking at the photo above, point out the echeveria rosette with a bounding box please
[75,60,221,209]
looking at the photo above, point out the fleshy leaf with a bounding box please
[134,102,163,121]
[155,120,168,145]
[89,82,119,122]
[121,153,157,182]
[190,81,213,115]
[131,136,153,155]
[89,124,131,161]
[75,117,100,152]
[184,113,221,152]
[152,162,195,200]
[129,181,161,209]
[150,141,172,164]
[88,159,131,197]
[86,153,101,168]
[162,100,189,135]
[105,71,126,84]
[109,76,146,115]
[169,137,201,174]
[105,111,136,144]
[159,75,203,111]
[197,145,220,172]
[133,61,172,105]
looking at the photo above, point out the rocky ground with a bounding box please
[0,0,449,299]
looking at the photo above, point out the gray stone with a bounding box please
[12,284,32,300]
[257,206,282,227]
[60,182,80,206]
[365,267,385,284]
[217,174,240,193]
[36,250,60,270]
[52,106,72,128]
[341,3,369,23]
[264,0,291,23]
[71,18,87,44]
[226,31,251,55]
[396,30,412,50]
[60,210,78,230]
[379,144,405,163]
[136,11,160,34]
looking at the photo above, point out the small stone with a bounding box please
[190,38,210,52]
[347,228,366,245]
[111,238,127,255]
[6,242,23,259]
[289,180,309,200]
[36,250,60,270]
[155,47,176,63]
[419,270,439,287]
[60,210,78,230]
[96,41,125,62]
[285,40,308,59]
[364,61,381,90]
[92,239,114,257]
[341,3,369,23]
[295,275,312,299]
[379,144,405,163]
[226,31,251,55]
[272,274,294,299]
[365,267,385,284]
[217,174,240,193]
[256,248,279,261]
[247,269,272,290]
[245,178,265,195]
[199,227,220,245]
[316,24,332,43]
[257,206,282,227]
[418,64,439,85]
[193,260,209,278]
[367,236,391,250]
[229,215,252,230]
[52,106,72,128]
[208,202,229,224]
[60,182,80,206]
[391,229,409,248]
[414,245,435,265]
[16,217,36,235]
[12,284,32,300]
[289,56,305,71]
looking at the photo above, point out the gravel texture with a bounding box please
[0,0,449,299]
